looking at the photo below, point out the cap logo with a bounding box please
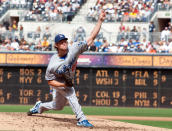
[59,34,64,38]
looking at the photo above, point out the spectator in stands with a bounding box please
[88,44,97,52]
[141,38,149,50]
[33,26,41,40]
[29,42,36,51]
[131,26,138,32]
[0,24,6,34]
[133,39,140,46]
[130,26,140,40]
[167,22,172,31]
[0,41,9,51]
[4,37,11,46]
[108,43,118,53]
[74,26,86,42]
[139,43,146,52]
[149,21,155,42]
[6,26,15,40]
[99,38,109,52]
[148,46,157,53]
[87,7,96,21]
[43,26,51,40]
[34,40,43,51]
[19,39,30,51]
[19,24,24,39]
[20,0,27,8]
[142,27,147,40]
[145,41,153,53]
[10,38,19,50]
[124,26,130,40]
[0,24,6,40]
[128,44,136,52]
[36,26,41,34]
[149,21,155,32]
[94,38,103,52]
[153,41,160,50]
[128,38,133,46]
[158,40,169,53]
[168,40,172,53]
[164,41,171,53]
[119,37,128,46]
[11,20,18,32]
[161,27,170,42]
[119,22,125,32]
[41,36,49,51]
[123,45,129,52]
[116,44,123,53]
[135,44,144,52]
[163,0,170,9]
[3,20,10,30]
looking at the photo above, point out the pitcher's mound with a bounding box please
[0,113,170,131]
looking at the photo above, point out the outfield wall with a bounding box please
[0,52,172,108]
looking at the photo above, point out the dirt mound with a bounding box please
[0,113,171,131]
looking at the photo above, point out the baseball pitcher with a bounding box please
[27,10,106,127]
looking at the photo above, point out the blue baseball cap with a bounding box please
[55,34,68,43]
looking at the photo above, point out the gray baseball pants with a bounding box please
[38,86,86,122]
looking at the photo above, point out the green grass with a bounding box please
[116,120,172,129]
[1,105,172,117]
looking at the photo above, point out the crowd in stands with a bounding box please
[88,36,172,53]
[0,22,52,51]
[87,0,171,22]
[0,0,172,53]
[0,0,171,23]
[24,0,86,22]
[87,36,172,54]
[1,19,172,53]
[87,21,172,53]
[0,0,86,22]
[0,0,32,18]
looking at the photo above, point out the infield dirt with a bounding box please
[0,112,172,131]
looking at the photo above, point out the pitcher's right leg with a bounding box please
[27,88,67,115]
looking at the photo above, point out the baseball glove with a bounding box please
[63,74,73,87]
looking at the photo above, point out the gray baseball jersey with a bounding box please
[40,40,88,122]
[39,41,88,121]
[45,40,88,83]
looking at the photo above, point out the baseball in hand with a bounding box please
[99,10,106,22]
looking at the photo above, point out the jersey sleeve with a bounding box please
[45,67,56,81]
[72,40,88,54]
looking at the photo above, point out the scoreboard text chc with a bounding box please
[0,67,172,108]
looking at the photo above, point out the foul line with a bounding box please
[88,115,172,121]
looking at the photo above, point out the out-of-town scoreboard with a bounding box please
[0,67,172,108]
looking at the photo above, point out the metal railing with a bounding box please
[0,2,32,18]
